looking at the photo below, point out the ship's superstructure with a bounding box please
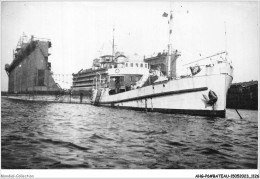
[144,50,181,77]
[71,53,129,96]
[71,55,113,95]
[5,34,61,94]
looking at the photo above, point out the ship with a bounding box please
[90,51,233,117]
[88,11,233,117]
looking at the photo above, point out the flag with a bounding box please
[162,12,168,17]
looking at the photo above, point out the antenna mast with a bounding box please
[224,21,228,53]
[167,10,173,77]
[224,21,231,63]
[112,26,115,57]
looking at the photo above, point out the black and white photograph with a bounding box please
[1,0,259,178]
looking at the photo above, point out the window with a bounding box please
[131,63,133,67]
[140,63,143,68]
[125,63,128,67]
[136,63,138,67]
[120,76,124,82]
[145,64,148,68]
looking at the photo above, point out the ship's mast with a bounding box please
[167,11,173,77]
[224,21,228,54]
[112,26,115,57]
[224,21,231,64]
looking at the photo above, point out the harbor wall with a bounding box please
[3,93,91,104]
[226,81,258,110]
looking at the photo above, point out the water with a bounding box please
[1,97,258,169]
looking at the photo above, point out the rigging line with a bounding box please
[182,51,226,66]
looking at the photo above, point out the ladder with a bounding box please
[94,89,102,105]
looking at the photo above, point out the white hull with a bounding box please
[92,63,233,117]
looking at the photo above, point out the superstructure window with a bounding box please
[130,76,134,82]
[140,63,143,68]
[136,63,138,67]
[130,63,133,67]
[125,63,128,67]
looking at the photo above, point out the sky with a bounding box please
[1,1,259,91]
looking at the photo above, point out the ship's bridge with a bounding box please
[106,61,150,94]
[108,61,149,76]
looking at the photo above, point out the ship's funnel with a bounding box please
[169,50,181,77]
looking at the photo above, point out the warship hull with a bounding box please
[92,63,233,117]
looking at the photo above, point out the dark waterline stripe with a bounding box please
[100,87,208,104]
[103,106,226,118]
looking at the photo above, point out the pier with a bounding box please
[226,81,258,110]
